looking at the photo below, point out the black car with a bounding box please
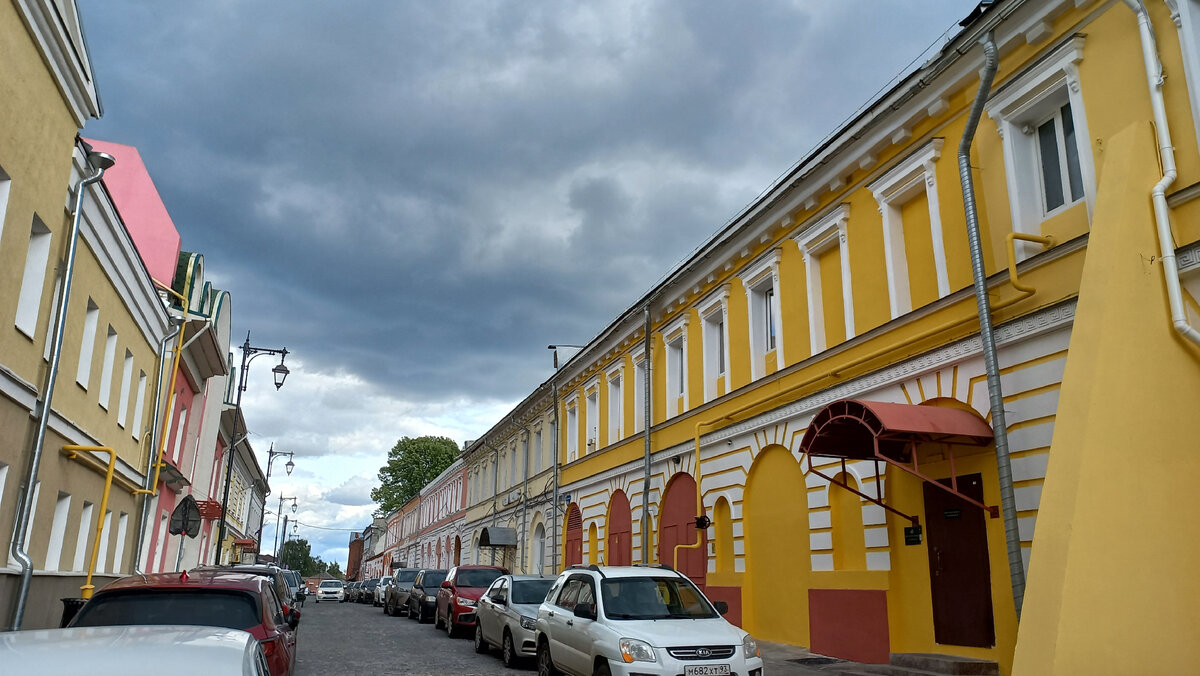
[384,568,420,617]
[406,569,448,623]
[359,577,381,604]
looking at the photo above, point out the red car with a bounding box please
[435,564,507,637]
[70,569,300,676]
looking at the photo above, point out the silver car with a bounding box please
[473,574,557,667]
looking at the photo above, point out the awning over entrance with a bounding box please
[233,538,258,551]
[800,399,998,525]
[478,526,517,547]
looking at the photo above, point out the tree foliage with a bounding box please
[370,435,459,514]
[279,538,316,576]
[326,560,343,579]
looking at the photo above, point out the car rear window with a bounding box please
[456,568,503,588]
[394,571,418,584]
[72,590,262,630]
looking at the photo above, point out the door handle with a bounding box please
[547,610,554,617]
[566,619,573,626]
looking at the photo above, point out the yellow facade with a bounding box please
[528,1,1200,673]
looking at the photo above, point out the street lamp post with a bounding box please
[273,496,298,561]
[214,331,290,564]
[255,444,296,552]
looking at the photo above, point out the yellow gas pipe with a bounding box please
[674,232,1054,570]
[62,445,116,599]
[131,280,189,498]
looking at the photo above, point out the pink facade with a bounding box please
[82,138,181,284]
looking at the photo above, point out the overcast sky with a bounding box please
[81,1,975,568]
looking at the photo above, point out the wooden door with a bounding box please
[923,473,995,647]
[607,490,633,566]
[658,472,706,585]
[565,503,583,567]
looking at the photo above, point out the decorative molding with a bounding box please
[1177,240,1200,274]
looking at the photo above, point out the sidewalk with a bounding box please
[759,640,848,675]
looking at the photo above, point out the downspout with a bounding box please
[958,33,1026,618]
[1122,0,1200,345]
[521,421,532,574]
[641,305,653,564]
[132,320,181,574]
[8,150,113,630]
[551,380,560,573]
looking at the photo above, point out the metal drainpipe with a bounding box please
[641,305,652,564]
[551,380,560,573]
[520,422,531,574]
[8,152,112,630]
[959,33,1026,619]
[133,321,181,575]
[490,440,499,566]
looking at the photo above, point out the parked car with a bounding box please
[435,565,507,637]
[315,579,344,603]
[474,574,557,666]
[535,564,762,676]
[406,569,448,623]
[342,581,359,603]
[204,564,294,612]
[383,568,420,616]
[0,625,272,675]
[282,570,305,606]
[69,569,300,676]
[374,574,392,606]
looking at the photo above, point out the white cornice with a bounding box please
[14,0,101,125]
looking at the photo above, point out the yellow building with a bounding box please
[526,1,1200,673]
[0,1,171,629]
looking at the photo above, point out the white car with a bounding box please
[0,625,271,675]
[474,574,558,666]
[535,565,763,676]
[375,574,392,606]
[315,578,344,602]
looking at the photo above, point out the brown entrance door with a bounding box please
[922,473,995,647]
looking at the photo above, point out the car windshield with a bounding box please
[511,579,556,605]
[72,590,261,630]
[600,576,717,620]
[365,579,378,589]
[394,571,418,584]
[381,577,391,585]
[457,569,503,588]
[319,580,342,588]
[421,572,447,588]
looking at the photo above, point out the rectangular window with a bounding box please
[702,305,727,403]
[15,217,52,337]
[1036,102,1085,214]
[23,481,41,549]
[98,327,118,408]
[534,428,543,473]
[666,335,685,417]
[0,165,10,246]
[117,350,133,427]
[566,403,579,461]
[46,492,72,571]
[764,288,776,352]
[634,358,647,433]
[132,371,148,440]
[76,299,99,388]
[171,406,188,465]
[96,510,112,574]
[42,276,61,360]
[608,374,622,442]
[585,390,599,451]
[797,205,855,353]
[73,501,94,572]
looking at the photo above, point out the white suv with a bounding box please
[535,565,762,676]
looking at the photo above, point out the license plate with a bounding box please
[685,665,731,676]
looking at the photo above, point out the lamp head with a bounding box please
[291,501,298,514]
[272,362,289,390]
[285,458,295,475]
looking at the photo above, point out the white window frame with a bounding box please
[869,139,948,317]
[741,249,783,379]
[0,166,10,249]
[112,512,128,574]
[565,394,580,461]
[75,299,99,388]
[116,350,133,427]
[1170,0,1200,156]
[795,204,855,354]
[633,349,647,433]
[606,364,623,443]
[986,35,1094,259]
[699,288,730,403]
[584,378,600,453]
[96,509,112,574]
[46,492,72,571]
[98,326,118,408]
[73,501,93,572]
[132,371,148,440]
[15,217,52,338]
[534,425,543,473]
[662,313,689,418]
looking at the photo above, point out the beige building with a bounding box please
[0,1,171,629]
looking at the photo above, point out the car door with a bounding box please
[559,576,598,676]
[439,567,456,619]
[544,578,583,674]
[262,584,296,672]
[410,573,425,613]
[478,577,502,644]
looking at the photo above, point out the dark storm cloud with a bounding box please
[80,1,972,464]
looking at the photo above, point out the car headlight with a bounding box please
[520,615,536,630]
[742,633,760,658]
[619,638,656,664]
[456,596,477,607]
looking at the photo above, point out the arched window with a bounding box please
[588,522,600,565]
[830,472,866,570]
[714,497,733,573]
[532,522,546,574]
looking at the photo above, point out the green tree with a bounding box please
[370,435,459,513]
[279,538,317,577]
[327,561,343,579]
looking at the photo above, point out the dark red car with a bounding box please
[70,569,300,676]
[435,564,507,637]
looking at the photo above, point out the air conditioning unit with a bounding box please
[587,439,596,452]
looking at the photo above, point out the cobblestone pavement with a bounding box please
[295,598,530,676]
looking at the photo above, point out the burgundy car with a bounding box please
[435,564,507,637]
[70,569,300,676]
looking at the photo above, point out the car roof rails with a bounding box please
[566,564,607,579]
[632,562,686,578]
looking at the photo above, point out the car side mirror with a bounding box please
[287,608,301,630]
[572,602,596,621]
[494,594,507,605]
[713,600,729,616]
[441,580,452,589]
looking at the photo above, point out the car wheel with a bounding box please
[445,614,455,638]
[537,640,560,676]
[420,606,430,623]
[502,629,518,668]
[474,624,489,654]
[383,599,391,615]
[593,660,611,676]
[434,609,444,629]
